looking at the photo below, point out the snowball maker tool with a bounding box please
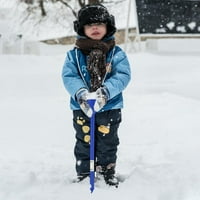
[87,98,96,193]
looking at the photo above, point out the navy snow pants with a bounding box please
[73,109,121,175]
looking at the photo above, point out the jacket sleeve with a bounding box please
[103,49,131,99]
[62,50,87,100]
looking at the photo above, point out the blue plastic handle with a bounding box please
[87,99,96,193]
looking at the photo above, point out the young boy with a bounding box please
[62,4,131,186]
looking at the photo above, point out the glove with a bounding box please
[76,88,93,117]
[94,87,109,112]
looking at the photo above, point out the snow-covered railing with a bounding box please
[0,34,40,55]
[0,34,24,54]
[0,34,2,54]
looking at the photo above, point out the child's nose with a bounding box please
[92,24,98,28]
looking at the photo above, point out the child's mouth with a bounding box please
[91,32,100,35]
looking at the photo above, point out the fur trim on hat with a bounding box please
[74,4,116,38]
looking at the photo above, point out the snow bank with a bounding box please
[1,42,200,199]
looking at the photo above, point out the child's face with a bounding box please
[84,23,107,40]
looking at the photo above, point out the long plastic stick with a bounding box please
[87,99,96,193]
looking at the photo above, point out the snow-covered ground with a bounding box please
[1,0,200,199]
[1,40,200,200]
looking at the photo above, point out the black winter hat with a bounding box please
[74,4,116,38]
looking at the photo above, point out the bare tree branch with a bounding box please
[57,0,77,18]
[38,0,46,16]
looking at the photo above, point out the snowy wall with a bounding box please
[135,0,200,34]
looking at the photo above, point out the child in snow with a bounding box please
[62,4,131,186]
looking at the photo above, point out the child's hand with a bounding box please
[94,87,109,112]
[76,88,93,117]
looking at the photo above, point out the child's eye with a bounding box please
[96,23,105,26]
[86,23,105,27]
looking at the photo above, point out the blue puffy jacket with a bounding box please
[62,44,131,112]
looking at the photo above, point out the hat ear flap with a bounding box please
[73,20,79,33]
[109,15,115,27]
[106,14,116,37]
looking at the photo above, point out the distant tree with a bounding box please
[39,0,46,16]
[56,0,77,18]
[56,0,104,18]
[19,0,47,16]
[20,0,34,4]
[19,0,123,19]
